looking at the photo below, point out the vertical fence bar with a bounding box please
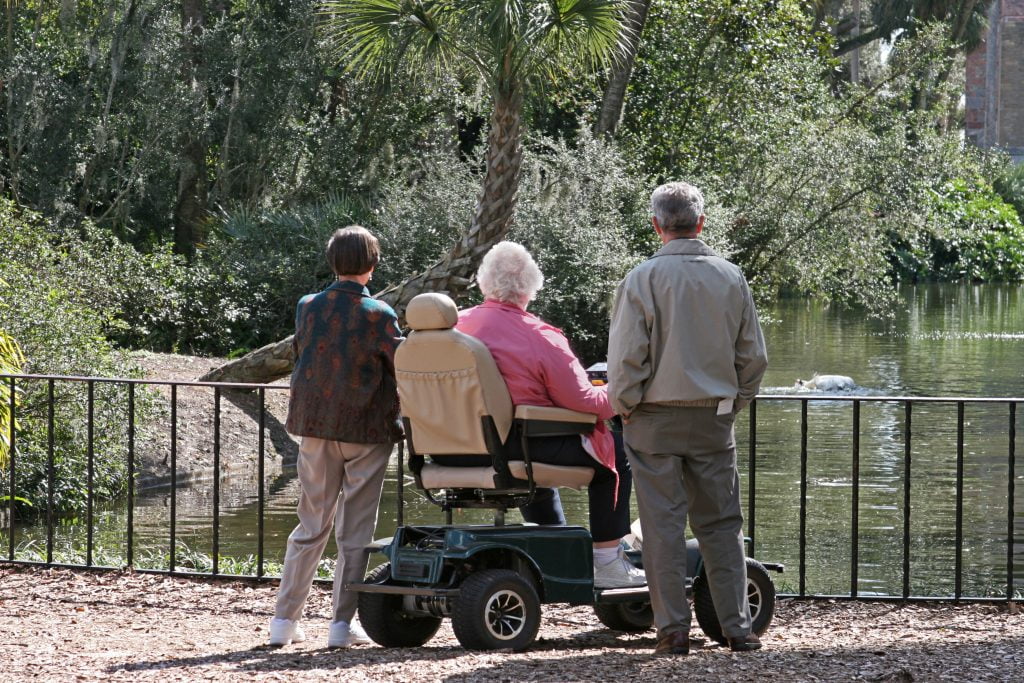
[7,376,15,561]
[1009,402,1016,602]
[46,379,55,565]
[257,388,266,578]
[902,401,912,600]
[127,383,136,568]
[170,384,178,573]
[87,380,95,567]
[799,399,808,597]
[851,400,861,598]
[955,401,964,601]
[747,399,757,558]
[213,387,221,575]
[397,441,405,529]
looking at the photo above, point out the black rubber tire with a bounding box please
[357,563,443,647]
[451,569,541,651]
[693,558,776,646]
[593,601,654,632]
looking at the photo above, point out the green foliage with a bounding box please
[0,199,149,516]
[623,0,827,177]
[349,132,649,364]
[510,130,651,364]
[893,178,1024,282]
[0,0,461,247]
[0,329,26,473]
[13,538,336,579]
[993,162,1024,220]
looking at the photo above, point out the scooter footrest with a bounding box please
[594,586,650,603]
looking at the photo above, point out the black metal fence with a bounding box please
[0,373,1019,602]
[746,395,1018,603]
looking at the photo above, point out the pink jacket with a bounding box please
[456,300,617,477]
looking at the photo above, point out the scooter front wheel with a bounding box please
[451,569,541,651]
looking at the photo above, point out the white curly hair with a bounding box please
[476,241,544,307]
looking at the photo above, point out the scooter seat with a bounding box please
[420,461,594,490]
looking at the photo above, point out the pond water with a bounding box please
[8,284,1024,598]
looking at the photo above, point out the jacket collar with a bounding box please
[328,280,370,296]
[652,238,718,259]
[480,299,535,319]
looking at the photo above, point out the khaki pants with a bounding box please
[624,404,751,639]
[274,437,391,624]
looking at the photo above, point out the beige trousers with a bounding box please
[274,436,391,624]
[624,404,752,639]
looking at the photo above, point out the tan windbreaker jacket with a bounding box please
[607,238,768,418]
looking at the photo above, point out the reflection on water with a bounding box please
[8,284,1024,598]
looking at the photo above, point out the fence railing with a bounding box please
[747,395,1019,603]
[1,373,1019,602]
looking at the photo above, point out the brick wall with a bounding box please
[1001,18,1024,150]
[966,1,1024,161]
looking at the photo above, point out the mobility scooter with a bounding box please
[346,293,781,651]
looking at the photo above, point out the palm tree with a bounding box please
[595,0,651,137]
[200,0,628,382]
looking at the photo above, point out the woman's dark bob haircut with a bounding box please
[326,225,380,276]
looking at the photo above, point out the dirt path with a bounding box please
[1,566,1021,682]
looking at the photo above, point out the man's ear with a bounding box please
[651,216,663,235]
[695,215,706,235]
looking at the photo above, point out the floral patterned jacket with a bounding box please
[285,280,403,444]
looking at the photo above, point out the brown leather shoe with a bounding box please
[727,633,763,652]
[654,631,690,655]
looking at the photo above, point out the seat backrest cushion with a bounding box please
[397,295,513,453]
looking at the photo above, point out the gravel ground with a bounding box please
[1,566,1021,682]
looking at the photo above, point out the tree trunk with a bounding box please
[199,89,525,383]
[595,0,651,137]
[173,0,208,258]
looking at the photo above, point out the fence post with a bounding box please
[799,399,808,597]
[955,401,964,601]
[258,387,266,579]
[7,376,15,562]
[902,401,912,600]
[851,400,861,599]
[127,382,135,569]
[87,380,95,567]
[748,399,757,558]
[1009,402,1016,602]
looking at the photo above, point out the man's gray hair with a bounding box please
[476,241,544,305]
[651,182,705,233]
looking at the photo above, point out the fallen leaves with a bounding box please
[0,566,1022,682]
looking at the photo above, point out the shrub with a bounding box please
[895,178,1024,282]
[993,162,1024,221]
[0,330,26,475]
[0,200,146,516]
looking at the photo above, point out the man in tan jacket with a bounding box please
[607,181,768,655]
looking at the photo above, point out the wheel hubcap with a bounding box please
[484,589,526,640]
[748,579,762,620]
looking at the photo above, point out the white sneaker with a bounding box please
[268,618,306,646]
[594,555,647,589]
[328,620,372,648]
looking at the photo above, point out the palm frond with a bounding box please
[321,0,462,82]
[525,0,631,82]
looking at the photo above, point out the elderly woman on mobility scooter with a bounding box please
[453,241,646,589]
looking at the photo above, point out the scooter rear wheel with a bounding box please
[692,558,775,645]
[358,563,443,647]
[593,601,653,632]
